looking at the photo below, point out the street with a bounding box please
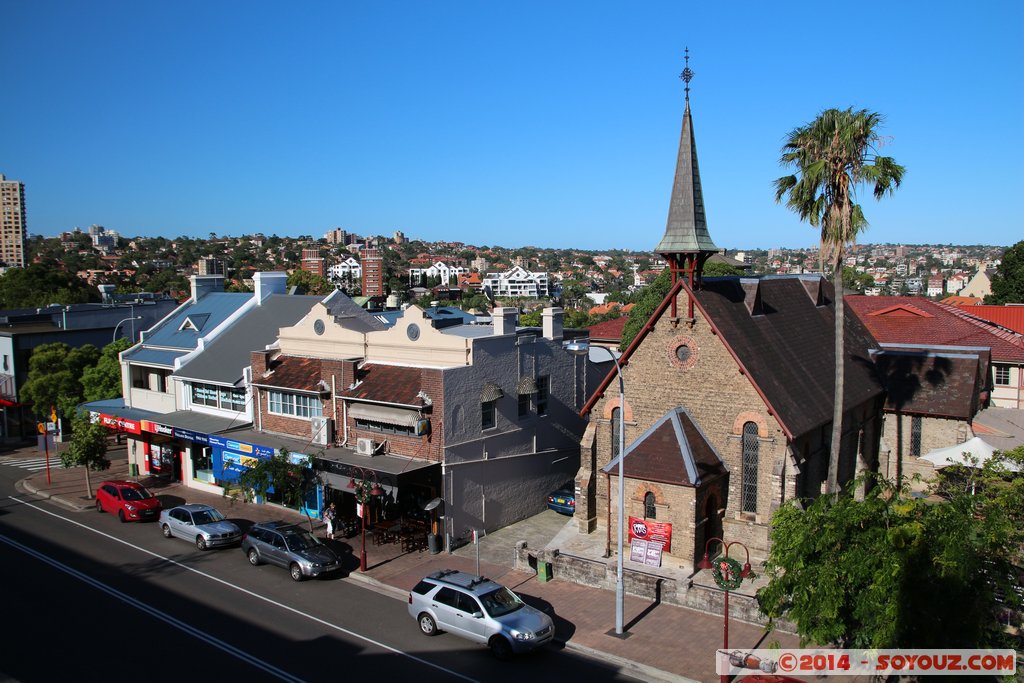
[0,458,643,683]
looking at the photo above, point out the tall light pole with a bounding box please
[348,466,383,572]
[112,316,143,344]
[565,340,628,637]
[697,537,752,683]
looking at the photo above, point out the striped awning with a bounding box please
[348,403,420,427]
[481,382,504,402]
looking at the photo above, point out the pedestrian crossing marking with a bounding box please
[0,456,59,471]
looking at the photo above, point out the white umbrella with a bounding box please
[921,437,1018,472]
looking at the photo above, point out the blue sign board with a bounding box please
[172,427,209,445]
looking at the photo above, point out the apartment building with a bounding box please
[0,174,27,268]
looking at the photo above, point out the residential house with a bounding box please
[482,266,549,299]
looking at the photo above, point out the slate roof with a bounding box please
[603,407,726,487]
[870,345,987,419]
[324,290,387,333]
[692,275,883,439]
[338,363,428,408]
[847,296,1024,363]
[140,292,252,350]
[173,294,323,385]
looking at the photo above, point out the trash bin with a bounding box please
[537,560,552,582]
[427,533,442,555]
[128,463,138,477]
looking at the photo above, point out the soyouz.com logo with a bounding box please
[630,520,649,538]
[716,649,1016,676]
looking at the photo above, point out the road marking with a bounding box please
[0,532,304,682]
[8,495,480,683]
[0,456,52,471]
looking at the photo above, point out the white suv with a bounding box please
[408,569,554,659]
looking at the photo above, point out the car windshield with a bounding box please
[121,487,154,501]
[479,586,524,617]
[283,530,320,551]
[192,509,225,525]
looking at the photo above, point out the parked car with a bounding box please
[159,504,242,550]
[408,568,554,659]
[95,480,161,522]
[546,486,575,515]
[241,520,341,581]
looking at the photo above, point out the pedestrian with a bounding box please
[324,502,337,540]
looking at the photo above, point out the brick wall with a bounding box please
[880,412,970,488]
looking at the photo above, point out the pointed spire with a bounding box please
[655,48,718,256]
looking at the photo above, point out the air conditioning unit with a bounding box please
[356,437,377,456]
[310,416,332,446]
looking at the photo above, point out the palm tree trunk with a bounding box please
[828,260,845,499]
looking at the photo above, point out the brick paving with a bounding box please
[11,442,811,683]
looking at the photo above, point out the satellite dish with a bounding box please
[424,497,443,511]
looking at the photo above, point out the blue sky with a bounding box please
[3,1,1021,251]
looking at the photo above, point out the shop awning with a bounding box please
[348,403,420,427]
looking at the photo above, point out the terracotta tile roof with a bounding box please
[587,302,634,316]
[941,295,983,307]
[254,356,323,393]
[586,316,628,342]
[605,407,725,487]
[960,305,1024,335]
[339,364,428,407]
[847,296,1024,362]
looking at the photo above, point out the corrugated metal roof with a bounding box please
[121,347,188,367]
[141,292,252,350]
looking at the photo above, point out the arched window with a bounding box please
[611,407,622,458]
[741,421,759,514]
[644,491,656,519]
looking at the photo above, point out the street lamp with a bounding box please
[697,536,753,683]
[112,316,143,344]
[564,340,628,637]
[348,466,384,572]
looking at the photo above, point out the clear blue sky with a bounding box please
[3,1,1021,251]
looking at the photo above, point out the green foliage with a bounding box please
[0,264,98,308]
[223,449,319,530]
[81,338,130,402]
[286,270,333,295]
[758,464,1024,649]
[619,270,671,351]
[842,267,875,293]
[702,260,746,277]
[62,415,112,499]
[986,240,1024,304]
[518,310,542,326]
[20,343,100,420]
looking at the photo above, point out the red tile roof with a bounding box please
[339,364,428,407]
[960,304,1024,335]
[586,316,628,342]
[941,295,983,307]
[255,356,323,392]
[847,296,1024,362]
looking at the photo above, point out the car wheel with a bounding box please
[96,499,103,513]
[489,635,513,661]
[161,524,172,538]
[118,509,127,523]
[417,613,438,636]
[247,548,261,566]
[196,536,208,551]
[289,563,304,582]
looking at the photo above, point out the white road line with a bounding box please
[8,495,480,683]
[0,532,304,683]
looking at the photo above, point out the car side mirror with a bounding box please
[472,611,483,619]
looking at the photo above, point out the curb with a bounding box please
[17,476,91,512]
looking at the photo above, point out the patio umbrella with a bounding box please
[921,437,1018,472]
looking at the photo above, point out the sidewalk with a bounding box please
[13,444,799,683]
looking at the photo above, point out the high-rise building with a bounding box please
[360,248,385,297]
[0,174,27,268]
[198,257,225,275]
[301,248,325,277]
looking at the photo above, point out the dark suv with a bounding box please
[241,521,341,581]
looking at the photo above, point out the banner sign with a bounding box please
[141,420,174,436]
[209,435,274,459]
[172,427,209,445]
[629,539,665,567]
[628,516,672,552]
[98,413,142,435]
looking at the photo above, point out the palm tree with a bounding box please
[774,108,905,498]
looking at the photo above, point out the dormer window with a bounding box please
[178,313,210,332]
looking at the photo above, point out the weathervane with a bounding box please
[679,47,694,102]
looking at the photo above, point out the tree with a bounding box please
[0,264,98,308]
[757,459,1024,649]
[20,343,101,420]
[286,270,332,295]
[842,267,875,293]
[81,338,131,402]
[986,240,1024,304]
[620,269,671,351]
[774,108,905,497]
[702,260,746,277]
[61,415,111,499]
[223,449,319,531]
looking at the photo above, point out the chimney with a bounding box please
[251,349,273,378]
[542,307,563,341]
[190,274,224,301]
[492,307,515,336]
[254,271,287,304]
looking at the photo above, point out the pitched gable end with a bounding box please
[178,313,211,332]
[799,276,826,307]
[871,303,934,318]
[740,278,764,316]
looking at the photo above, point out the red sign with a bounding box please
[628,516,672,552]
[98,413,142,435]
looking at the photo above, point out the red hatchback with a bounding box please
[95,480,162,522]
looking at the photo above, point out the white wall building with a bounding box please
[482,266,549,299]
[408,261,469,286]
[328,257,362,283]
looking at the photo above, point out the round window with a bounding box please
[668,335,698,370]
[675,344,691,363]
[407,323,421,341]
[313,319,325,336]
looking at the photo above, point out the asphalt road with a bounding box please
[0,458,643,683]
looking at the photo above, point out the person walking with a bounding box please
[324,502,337,540]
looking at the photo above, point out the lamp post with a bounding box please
[112,316,143,344]
[348,466,383,572]
[564,340,627,637]
[697,536,753,683]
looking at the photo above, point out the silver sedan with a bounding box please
[159,504,242,550]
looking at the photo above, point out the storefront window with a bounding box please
[192,446,214,484]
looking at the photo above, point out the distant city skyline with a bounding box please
[3,2,1021,251]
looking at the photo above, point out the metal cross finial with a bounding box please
[679,47,694,102]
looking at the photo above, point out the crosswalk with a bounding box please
[0,455,57,472]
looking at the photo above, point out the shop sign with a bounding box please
[628,516,672,552]
[172,427,209,445]
[209,435,274,459]
[98,413,142,434]
[141,420,174,436]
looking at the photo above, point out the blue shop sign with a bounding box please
[172,427,209,445]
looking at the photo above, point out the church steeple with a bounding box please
[655,49,718,302]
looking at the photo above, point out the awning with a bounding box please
[348,403,420,427]
[481,382,504,402]
[516,376,538,394]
